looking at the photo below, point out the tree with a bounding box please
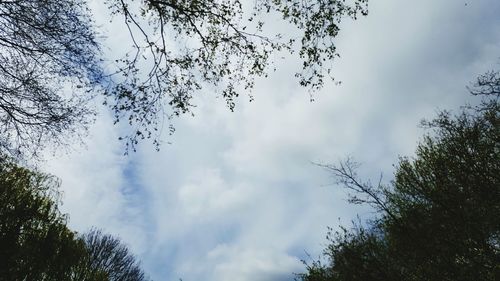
[0,0,103,160]
[105,0,368,151]
[73,229,150,281]
[0,157,88,280]
[298,72,500,281]
[0,156,150,280]
[0,0,368,159]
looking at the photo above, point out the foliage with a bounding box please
[301,225,398,281]
[0,157,150,280]
[103,0,368,151]
[298,73,500,281]
[0,157,87,280]
[0,0,103,160]
[0,0,368,157]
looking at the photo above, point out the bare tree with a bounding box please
[74,229,150,281]
[0,0,102,160]
[316,158,397,221]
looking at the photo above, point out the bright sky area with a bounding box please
[42,1,500,280]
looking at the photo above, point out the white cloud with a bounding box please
[177,168,257,217]
[41,107,151,255]
[41,0,500,280]
[207,244,302,281]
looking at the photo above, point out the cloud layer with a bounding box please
[43,1,500,280]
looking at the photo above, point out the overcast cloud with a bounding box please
[42,1,500,280]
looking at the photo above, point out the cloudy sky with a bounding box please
[42,1,500,280]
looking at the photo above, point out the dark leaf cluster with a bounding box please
[0,156,150,281]
[299,72,500,281]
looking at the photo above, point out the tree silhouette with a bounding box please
[0,0,369,156]
[0,156,150,280]
[0,0,102,160]
[298,72,500,281]
[105,0,368,151]
[0,157,87,280]
[73,229,150,281]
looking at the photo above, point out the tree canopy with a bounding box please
[0,156,150,280]
[298,73,500,281]
[0,157,85,280]
[0,0,368,158]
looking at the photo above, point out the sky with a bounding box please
[41,1,500,280]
